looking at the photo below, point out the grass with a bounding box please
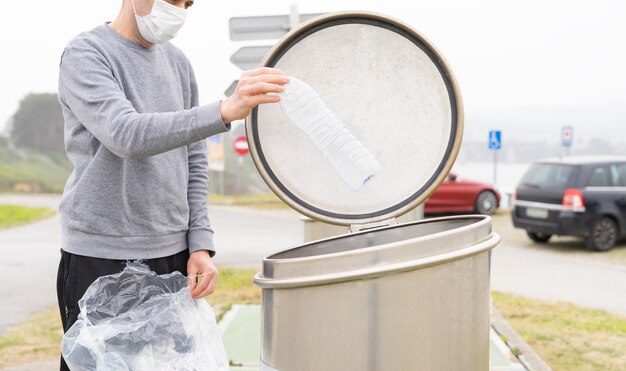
[0,204,54,230]
[0,153,70,194]
[0,268,261,368]
[2,269,625,370]
[0,307,61,368]
[492,291,626,371]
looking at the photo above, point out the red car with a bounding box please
[425,173,501,215]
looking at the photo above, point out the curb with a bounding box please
[491,308,553,371]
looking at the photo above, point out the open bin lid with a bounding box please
[245,11,463,226]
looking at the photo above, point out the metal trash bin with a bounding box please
[245,11,500,371]
[255,216,499,370]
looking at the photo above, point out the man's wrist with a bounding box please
[219,99,233,125]
[191,249,210,256]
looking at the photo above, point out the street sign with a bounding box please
[488,130,502,150]
[233,136,249,156]
[561,126,573,148]
[207,135,225,172]
[230,46,273,70]
[227,7,325,95]
[229,13,324,41]
[488,130,501,185]
[224,80,239,97]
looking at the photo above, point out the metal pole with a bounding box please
[289,5,300,30]
[493,150,497,186]
[236,156,244,195]
[220,170,225,195]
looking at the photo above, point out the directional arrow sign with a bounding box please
[230,46,273,71]
[224,80,239,97]
[229,13,324,41]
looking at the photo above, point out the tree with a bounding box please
[11,93,64,154]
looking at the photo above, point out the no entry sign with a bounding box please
[233,136,249,156]
[561,126,573,148]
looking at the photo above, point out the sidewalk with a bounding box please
[1,303,543,371]
[221,304,529,371]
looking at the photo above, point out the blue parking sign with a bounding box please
[488,130,501,150]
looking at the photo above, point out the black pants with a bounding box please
[56,248,189,371]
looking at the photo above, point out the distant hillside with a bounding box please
[464,102,626,146]
[0,137,71,193]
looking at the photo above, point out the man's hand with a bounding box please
[220,67,289,124]
[187,250,219,299]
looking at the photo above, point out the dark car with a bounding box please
[425,173,500,215]
[512,156,626,251]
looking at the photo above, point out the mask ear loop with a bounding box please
[130,0,140,17]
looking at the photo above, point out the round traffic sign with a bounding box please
[233,136,249,156]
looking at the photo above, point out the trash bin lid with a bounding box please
[245,11,463,226]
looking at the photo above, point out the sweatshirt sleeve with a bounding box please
[58,45,231,159]
[186,62,218,257]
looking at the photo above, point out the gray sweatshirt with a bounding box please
[57,23,231,260]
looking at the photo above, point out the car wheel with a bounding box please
[526,231,552,243]
[586,217,618,252]
[475,191,498,215]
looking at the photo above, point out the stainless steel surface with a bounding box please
[246,11,464,226]
[255,215,499,371]
[301,205,425,247]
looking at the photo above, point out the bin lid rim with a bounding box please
[254,232,500,289]
[264,214,491,264]
[245,10,464,226]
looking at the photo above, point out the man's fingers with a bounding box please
[197,275,218,298]
[242,67,284,77]
[243,74,290,86]
[187,271,198,292]
[242,82,285,96]
[191,273,210,298]
[248,94,281,106]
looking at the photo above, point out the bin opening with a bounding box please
[268,216,485,260]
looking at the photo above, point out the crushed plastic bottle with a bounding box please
[61,261,229,371]
[279,76,381,191]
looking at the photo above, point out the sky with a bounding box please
[0,0,624,134]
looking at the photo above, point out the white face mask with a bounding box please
[132,0,187,44]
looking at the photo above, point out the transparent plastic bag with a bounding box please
[62,261,229,371]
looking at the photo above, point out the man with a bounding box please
[56,0,287,369]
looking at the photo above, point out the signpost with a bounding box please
[233,136,249,194]
[561,126,573,156]
[225,6,325,96]
[224,80,239,97]
[228,7,324,41]
[488,130,502,185]
[230,46,273,71]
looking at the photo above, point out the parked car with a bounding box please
[425,173,500,215]
[512,156,626,251]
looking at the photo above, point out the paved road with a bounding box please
[491,213,626,316]
[0,194,303,334]
[0,195,63,334]
[1,194,626,335]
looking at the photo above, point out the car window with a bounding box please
[610,163,626,187]
[587,166,611,187]
[521,163,576,188]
